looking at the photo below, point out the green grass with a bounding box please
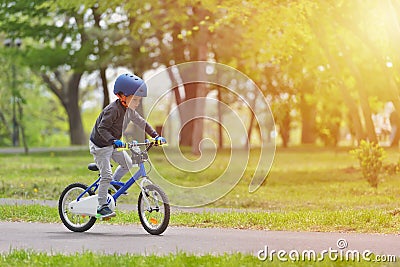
[1,204,399,233]
[1,146,400,233]
[0,250,261,267]
[0,249,394,266]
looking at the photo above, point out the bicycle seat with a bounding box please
[87,163,113,171]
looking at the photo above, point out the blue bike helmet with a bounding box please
[113,73,147,97]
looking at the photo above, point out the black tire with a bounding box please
[58,183,97,232]
[138,184,170,235]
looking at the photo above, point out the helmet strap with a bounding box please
[116,93,128,108]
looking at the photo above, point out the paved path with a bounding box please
[1,221,399,259]
[0,146,87,154]
[1,199,399,259]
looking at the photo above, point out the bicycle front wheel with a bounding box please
[58,183,97,232]
[138,184,170,235]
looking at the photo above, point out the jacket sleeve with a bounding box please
[97,108,118,144]
[128,109,159,138]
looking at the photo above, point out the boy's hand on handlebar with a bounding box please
[155,136,167,146]
[113,139,126,148]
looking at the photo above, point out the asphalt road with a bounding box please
[1,221,399,261]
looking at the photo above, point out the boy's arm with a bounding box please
[97,108,119,145]
[127,109,159,138]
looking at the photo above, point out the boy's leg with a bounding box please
[111,150,133,181]
[89,141,114,206]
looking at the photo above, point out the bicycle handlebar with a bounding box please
[116,138,167,150]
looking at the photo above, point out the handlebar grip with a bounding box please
[113,143,130,149]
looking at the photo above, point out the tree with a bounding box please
[5,0,400,149]
[0,45,70,147]
[0,0,148,145]
[124,1,220,154]
[226,0,396,146]
[0,0,90,144]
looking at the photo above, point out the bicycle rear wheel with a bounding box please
[58,183,97,232]
[138,184,170,235]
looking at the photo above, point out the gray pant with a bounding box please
[89,140,133,206]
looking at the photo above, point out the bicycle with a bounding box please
[58,139,170,235]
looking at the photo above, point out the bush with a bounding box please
[350,140,386,188]
[382,160,400,175]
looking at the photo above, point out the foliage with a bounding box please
[2,1,400,147]
[0,0,148,145]
[350,141,386,188]
[315,90,343,147]
[0,47,69,147]
[271,96,293,147]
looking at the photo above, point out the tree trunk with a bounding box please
[333,4,400,144]
[388,78,400,147]
[191,83,207,155]
[280,108,291,148]
[65,103,86,145]
[340,43,377,143]
[357,87,377,143]
[41,71,86,145]
[180,83,197,147]
[166,5,210,153]
[0,110,11,138]
[93,7,110,109]
[190,6,209,155]
[67,73,86,145]
[340,86,366,143]
[383,1,400,146]
[390,113,400,147]
[17,100,28,154]
[100,67,109,108]
[246,89,257,149]
[167,67,192,146]
[299,94,317,144]
[310,20,366,144]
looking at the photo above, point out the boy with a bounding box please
[89,73,166,218]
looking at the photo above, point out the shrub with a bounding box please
[382,160,400,175]
[350,140,386,188]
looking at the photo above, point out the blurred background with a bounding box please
[0,0,399,153]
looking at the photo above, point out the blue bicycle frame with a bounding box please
[76,160,148,203]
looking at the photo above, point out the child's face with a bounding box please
[126,95,142,110]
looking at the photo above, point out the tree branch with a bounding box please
[40,73,67,108]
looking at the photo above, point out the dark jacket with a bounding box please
[90,100,158,147]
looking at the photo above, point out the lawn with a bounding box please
[0,146,400,233]
[1,250,390,267]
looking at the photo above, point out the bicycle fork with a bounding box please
[139,177,157,211]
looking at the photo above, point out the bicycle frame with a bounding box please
[76,143,154,205]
